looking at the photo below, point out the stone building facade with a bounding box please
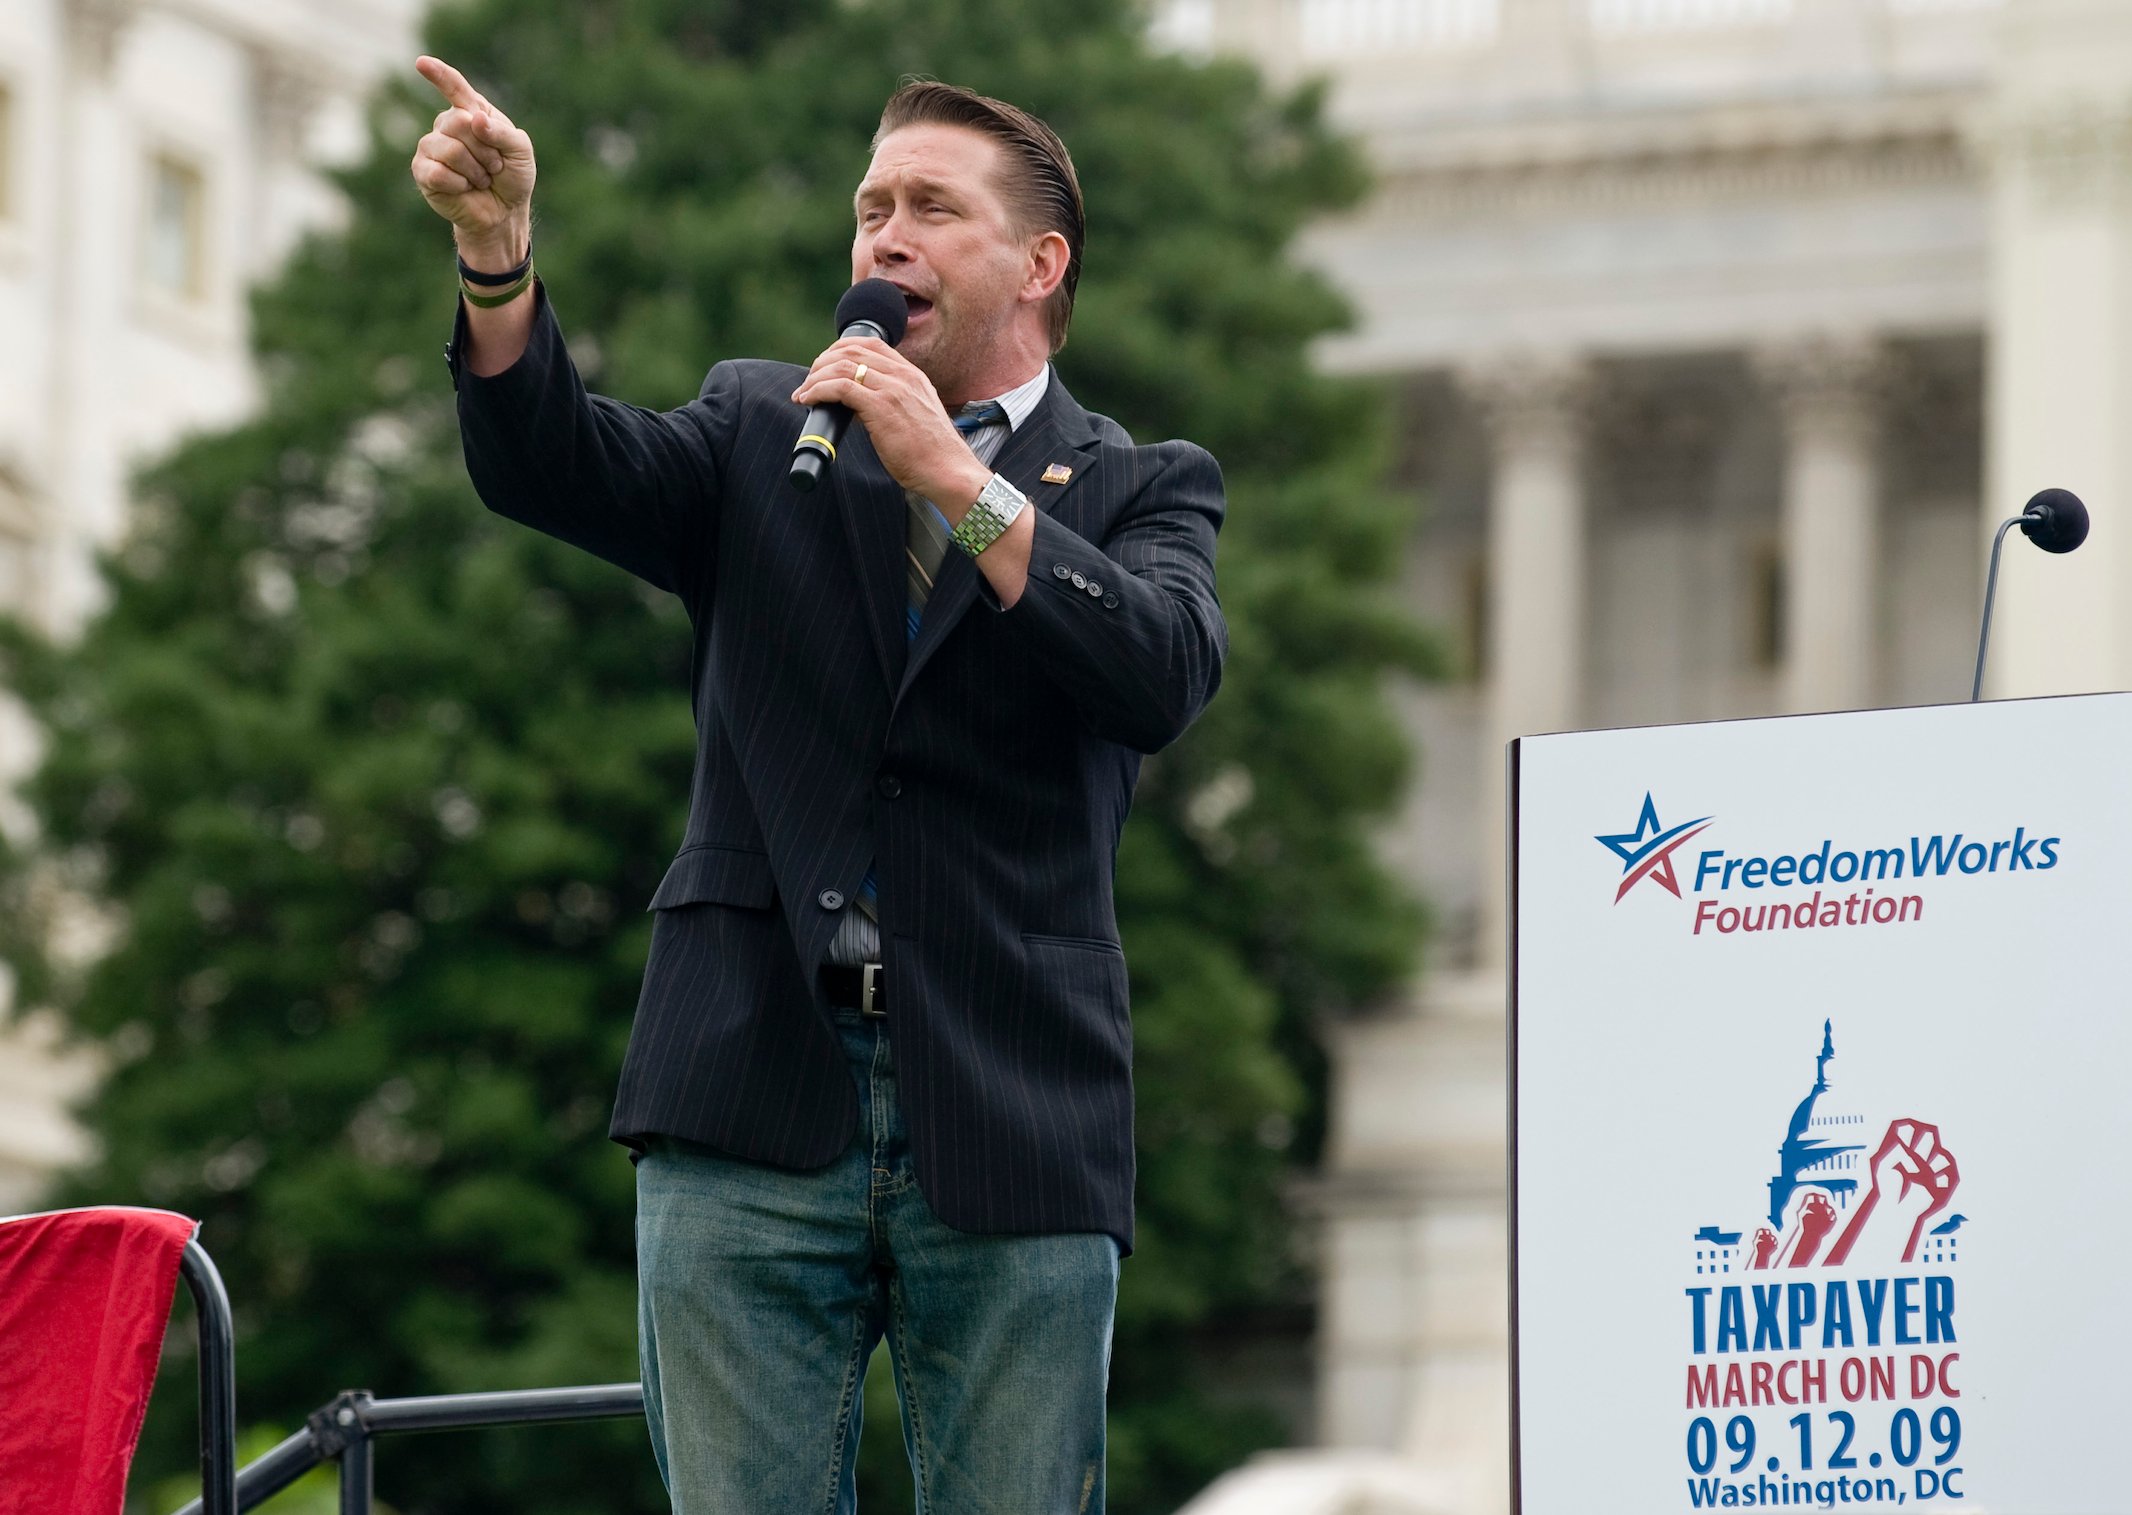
[1173,0,2132,1510]
[0,0,419,1206]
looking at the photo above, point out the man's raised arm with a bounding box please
[412,56,537,376]
[409,57,732,598]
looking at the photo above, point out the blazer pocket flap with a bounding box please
[1021,930,1123,955]
[648,846,776,911]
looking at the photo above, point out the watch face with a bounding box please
[980,477,1026,518]
[952,476,1026,556]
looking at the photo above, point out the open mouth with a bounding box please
[902,294,935,323]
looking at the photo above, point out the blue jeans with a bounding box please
[635,1006,1121,1514]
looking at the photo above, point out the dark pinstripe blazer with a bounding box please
[447,287,1225,1252]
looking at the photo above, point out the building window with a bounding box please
[144,152,207,301]
[1747,539,1785,670]
[1460,553,1490,682]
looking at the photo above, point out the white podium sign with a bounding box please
[1512,695,2132,1514]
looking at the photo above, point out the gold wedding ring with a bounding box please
[853,363,869,387]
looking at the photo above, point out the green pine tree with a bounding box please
[0,2,1434,1510]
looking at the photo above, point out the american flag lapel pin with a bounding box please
[1041,463,1074,485]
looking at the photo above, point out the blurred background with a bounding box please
[2,0,2127,1511]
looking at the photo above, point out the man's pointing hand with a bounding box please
[411,55,536,266]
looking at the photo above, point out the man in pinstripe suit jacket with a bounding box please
[423,57,1223,1512]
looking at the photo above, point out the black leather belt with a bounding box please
[820,962,887,1018]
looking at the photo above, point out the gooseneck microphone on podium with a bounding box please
[1971,487,2090,702]
[788,279,911,493]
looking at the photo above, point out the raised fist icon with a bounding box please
[1747,1226,1779,1270]
[1774,1189,1840,1268]
[1824,1118,1959,1266]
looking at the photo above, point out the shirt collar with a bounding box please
[968,363,1051,432]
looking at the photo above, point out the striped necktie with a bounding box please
[858,398,1010,926]
[903,400,1009,641]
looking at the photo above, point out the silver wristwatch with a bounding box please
[949,473,1028,558]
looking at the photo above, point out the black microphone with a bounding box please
[1972,487,2090,701]
[2019,486,2090,554]
[788,279,910,493]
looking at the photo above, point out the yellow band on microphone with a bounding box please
[798,435,836,459]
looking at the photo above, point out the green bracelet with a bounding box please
[461,267,535,308]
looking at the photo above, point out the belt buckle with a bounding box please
[860,962,884,1018]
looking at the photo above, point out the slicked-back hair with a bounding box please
[873,80,1084,355]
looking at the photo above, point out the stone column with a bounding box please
[1982,1,2132,697]
[49,0,139,638]
[248,46,331,280]
[1757,337,1886,715]
[0,0,137,1225]
[1461,355,1591,972]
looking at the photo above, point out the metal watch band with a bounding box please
[949,474,1027,558]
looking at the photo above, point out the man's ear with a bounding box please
[1021,229,1070,305]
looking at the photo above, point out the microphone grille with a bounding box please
[835,279,910,346]
[2021,487,2090,554]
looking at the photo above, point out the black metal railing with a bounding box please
[179,1236,238,1515]
[169,1382,645,1515]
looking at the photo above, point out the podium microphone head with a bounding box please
[2020,487,2089,554]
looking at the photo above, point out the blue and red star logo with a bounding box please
[1596,793,1713,903]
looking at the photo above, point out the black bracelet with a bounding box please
[457,244,533,287]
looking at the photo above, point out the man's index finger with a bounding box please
[416,56,488,114]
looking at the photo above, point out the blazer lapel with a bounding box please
[833,422,910,691]
[895,377,1102,706]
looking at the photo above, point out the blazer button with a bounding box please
[876,774,902,799]
[1071,571,1087,589]
[1103,592,1120,609]
[1052,563,1072,580]
[1085,580,1103,597]
[818,888,845,911]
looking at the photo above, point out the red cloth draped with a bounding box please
[0,1207,200,1515]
